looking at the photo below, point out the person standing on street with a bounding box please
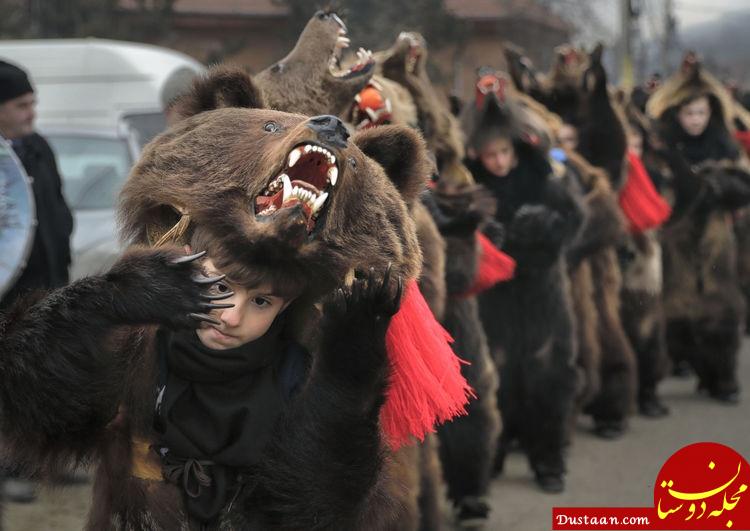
[0,59,73,309]
[0,59,74,505]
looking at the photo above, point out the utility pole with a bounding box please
[661,0,675,74]
[620,0,634,88]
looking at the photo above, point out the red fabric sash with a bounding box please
[459,232,515,297]
[735,130,750,155]
[618,151,671,233]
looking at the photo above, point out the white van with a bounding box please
[0,39,205,278]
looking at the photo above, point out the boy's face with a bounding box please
[478,137,517,178]
[557,123,578,151]
[677,96,711,137]
[196,258,289,350]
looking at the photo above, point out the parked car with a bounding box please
[0,38,205,278]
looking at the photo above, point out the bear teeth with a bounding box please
[288,148,302,168]
[287,186,327,213]
[327,166,338,186]
[281,174,292,201]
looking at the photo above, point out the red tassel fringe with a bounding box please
[459,232,516,298]
[619,151,671,233]
[736,131,750,156]
[382,281,474,449]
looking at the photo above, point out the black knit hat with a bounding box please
[0,60,34,104]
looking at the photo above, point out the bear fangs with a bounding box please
[329,48,374,79]
[254,143,338,226]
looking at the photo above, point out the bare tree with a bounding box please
[0,0,175,41]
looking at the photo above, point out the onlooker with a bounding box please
[0,60,73,309]
[0,59,74,504]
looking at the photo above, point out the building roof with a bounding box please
[445,0,569,31]
[120,0,290,17]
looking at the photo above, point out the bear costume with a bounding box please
[254,10,375,118]
[0,67,470,529]
[647,54,750,403]
[375,35,505,520]
[427,185,502,521]
[465,90,583,492]
[510,45,642,436]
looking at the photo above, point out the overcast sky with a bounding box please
[588,0,749,43]
[675,0,749,27]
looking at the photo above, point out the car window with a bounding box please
[46,135,132,210]
[122,112,167,149]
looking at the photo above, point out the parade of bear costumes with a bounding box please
[0,65,457,529]
[647,55,750,403]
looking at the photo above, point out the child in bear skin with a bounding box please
[466,93,582,493]
[0,229,402,530]
[150,227,311,525]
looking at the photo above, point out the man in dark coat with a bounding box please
[0,59,73,505]
[0,59,73,309]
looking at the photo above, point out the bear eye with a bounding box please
[264,121,280,133]
[316,11,329,20]
[348,156,357,169]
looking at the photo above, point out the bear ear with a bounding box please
[353,125,430,204]
[170,65,266,119]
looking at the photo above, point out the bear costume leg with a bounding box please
[692,311,742,403]
[521,340,578,493]
[585,250,638,438]
[619,232,670,417]
[437,298,500,520]
[481,265,577,493]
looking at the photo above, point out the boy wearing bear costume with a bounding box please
[0,67,470,529]
[647,53,750,404]
[466,91,583,493]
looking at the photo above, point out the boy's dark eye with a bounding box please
[264,121,280,133]
[253,297,271,307]
[212,282,231,294]
[316,11,329,20]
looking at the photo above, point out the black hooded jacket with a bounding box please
[467,145,583,274]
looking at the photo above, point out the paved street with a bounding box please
[487,341,750,530]
[5,343,750,530]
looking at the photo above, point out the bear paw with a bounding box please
[106,247,232,329]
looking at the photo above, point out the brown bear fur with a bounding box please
[521,45,639,434]
[0,67,436,529]
[120,68,424,294]
[428,184,501,518]
[648,57,750,400]
[345,58,454,527]
[562,152,633,423]
[376,32,472,186]
[251,20,451,523]
[254,11,375,117]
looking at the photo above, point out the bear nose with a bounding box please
[307,115,349,148]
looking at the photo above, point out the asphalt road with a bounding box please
[4,342,750,531]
